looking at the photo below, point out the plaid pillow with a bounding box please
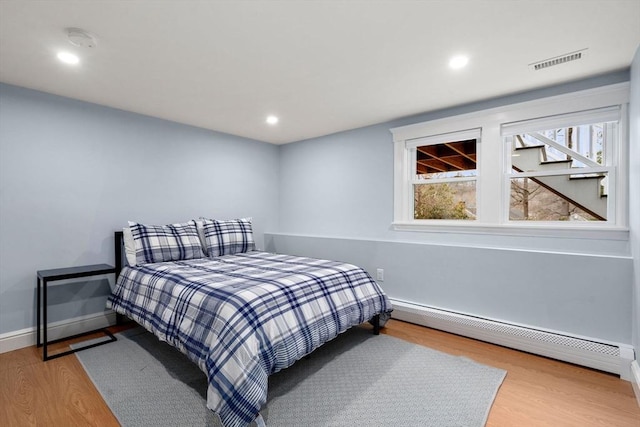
[129,221,205,265]
[202,218,255,257]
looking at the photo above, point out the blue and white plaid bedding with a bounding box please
[107,251,391,427]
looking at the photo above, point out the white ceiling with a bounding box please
[1,1,639,144]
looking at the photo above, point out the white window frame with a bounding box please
[407,128,481,221]
[390,83,629,240]
[502,107,620,224]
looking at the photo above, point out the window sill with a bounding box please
[391,221,629,241]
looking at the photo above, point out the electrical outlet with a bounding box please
[376,268,384,281]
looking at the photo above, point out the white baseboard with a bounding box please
[390,298,635,380]
[631,360,640,408]
[0,311,117,354]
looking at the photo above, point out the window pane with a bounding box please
[511,122,613,172]
[417,139,477,179]
[509,177,605,221]
[414,182,476,220]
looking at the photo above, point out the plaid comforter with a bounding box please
[107,251,391,427]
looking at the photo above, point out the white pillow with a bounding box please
[122,227,137,267]
[195,219,206,252]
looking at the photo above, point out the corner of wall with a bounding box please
[629,43,640,402]
[631,360,640,408]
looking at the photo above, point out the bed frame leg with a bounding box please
[372,314,380,335]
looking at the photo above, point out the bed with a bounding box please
[107,219,392,427]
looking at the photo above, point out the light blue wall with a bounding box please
[265,234,632,342]
[273,71,635,345]
[1,66,636,350]
[629,46,640,354]
[0,83,280,334]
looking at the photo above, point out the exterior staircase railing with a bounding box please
[528,132,600,168]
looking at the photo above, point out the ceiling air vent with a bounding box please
[530,49,588,71]
[66,27,97,48]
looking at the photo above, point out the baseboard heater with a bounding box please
[390,299,635,380]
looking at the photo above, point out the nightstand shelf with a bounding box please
[36,263,117,361]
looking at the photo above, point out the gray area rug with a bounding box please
[74,326,506,426]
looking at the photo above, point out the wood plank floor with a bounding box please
[1,319,639,426]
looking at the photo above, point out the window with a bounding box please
[410,130,479,220]
[391,83,629,236]
[503,107,619,222]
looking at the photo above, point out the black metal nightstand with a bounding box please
[36,263,117,361]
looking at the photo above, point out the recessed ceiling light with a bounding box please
[449,55,469,70]
[57,51,79,65]
[266,115,279,125]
